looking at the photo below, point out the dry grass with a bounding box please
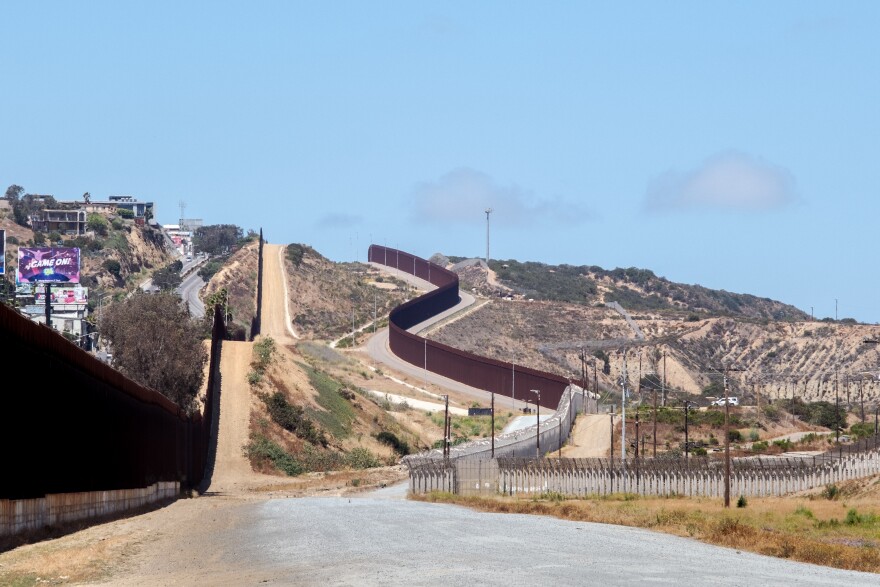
[413,476,880,574]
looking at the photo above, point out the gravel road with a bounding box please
[87,488,880,586]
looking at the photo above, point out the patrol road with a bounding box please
[89,487,879,586]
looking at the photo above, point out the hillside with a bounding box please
[430,262,880,407]
[446,255,811,321]
[202,240,260,339]
[1,214,174,301]
[282,244,408,341]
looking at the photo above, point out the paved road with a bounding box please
[177,270,206,319]
[362,264,532,412]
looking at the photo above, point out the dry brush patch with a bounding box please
[413,481,880,574]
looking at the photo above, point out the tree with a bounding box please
[194,224,243,255]
[12,193,56,227]
[4,184,23,202]
[101,292,207,413]
[152,261,183,291]
[87,213,109,236]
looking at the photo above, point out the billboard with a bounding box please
[18,283,89,305]
[0,229,5,275]
[17,247,80,284]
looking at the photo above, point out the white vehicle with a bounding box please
[711,397,739,407]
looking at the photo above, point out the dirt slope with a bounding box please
[262,244,297,341]
[207,341,280,494]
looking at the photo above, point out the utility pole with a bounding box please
[531,389,541,459]
[621,350,628,468]
[485,208,493,266]
[835,368,840,443]
[443,395,450,459]
[594,358,599,414]
[662,350,667,407]
[609,409,615,492]
[652,384,658,458]
[684,400,690,461]
[723,367,732,508]
[835,298,838,321]
[491,391,495,458]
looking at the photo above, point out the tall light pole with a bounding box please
[485,208,493,267]
[531,389,541,458]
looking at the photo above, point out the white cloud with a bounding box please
[644,151,798,213]
[408,167,592,226]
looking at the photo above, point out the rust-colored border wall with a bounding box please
[369,245,569,408]
[0,301,221,500]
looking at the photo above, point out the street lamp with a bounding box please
[530,389,541,458]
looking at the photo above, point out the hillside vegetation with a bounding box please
[449,257,812,321]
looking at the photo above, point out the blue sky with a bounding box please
[2,2,878,323]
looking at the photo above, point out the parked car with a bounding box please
[711,397,739,407]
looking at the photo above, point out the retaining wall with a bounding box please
[0,482,179,538]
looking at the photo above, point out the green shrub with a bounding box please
[264,391,328,447]
[850,422,875,439]
[87,213,109,236]
[822,484,839,500]
[736,495,747,508]
[118,208,134,219]
[693,447,707,456]
[102,259,122,278]
[346,447,381,469]
[244,434,303,476]
[761,404,781,422]
[772,439,793,451]
[728,430,743,443]
[748,428,760,442]
[751,441,769,453]
[111,217,124,230]
[794,505,814,518]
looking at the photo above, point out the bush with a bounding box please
[376,431,411,456]
[102,258,122,279]
[761,404,781,422]
[751,441,768,453]
[736,495,747,508]
[111,217,124,230]
[32,231,46,245]
[87,213,109,236]
[244,434,303,476]
[822,484,839,500]
[748,428,760,442]
[264,391,328,447]
[118,208,134,219]
[345,447,381,469]
[850,422,875,439]
[728,430,743,443]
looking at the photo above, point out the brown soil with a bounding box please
[0,241,411,586]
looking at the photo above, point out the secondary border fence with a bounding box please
[368,245,573,410]
[1,299,224,540]
[404,383,595,465]
[408,435,880,498]
[251,228,264,339]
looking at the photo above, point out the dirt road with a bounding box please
[561,413,612,458]
[261,243,298,341]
